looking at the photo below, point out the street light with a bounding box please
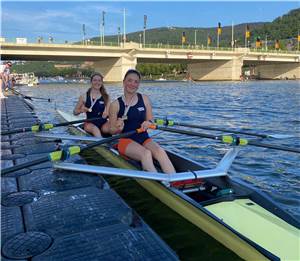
[102,11,105,45]
[143,15,147,47]
[82,24,86,45]
[123,8,126,46]
[139,33,142,48]
[118,27,121,46]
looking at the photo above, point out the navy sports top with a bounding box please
[85,89,107,128]
[117,93,149,144]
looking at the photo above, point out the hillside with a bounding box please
[92,23,266,47]
[252,8,300,40]
[90,8,300,48]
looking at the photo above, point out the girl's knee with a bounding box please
[141,149,152,161]
[154,147,167,158]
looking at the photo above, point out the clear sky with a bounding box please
[1,1,299,43]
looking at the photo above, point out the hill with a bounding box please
[89,8,300,49]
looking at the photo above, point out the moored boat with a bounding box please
[12,72,39,86]
[55,109,300,261]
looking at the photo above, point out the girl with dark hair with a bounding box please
[109,69,175,173]
[73,73,111,137]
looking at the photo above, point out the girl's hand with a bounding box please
[80,106,90,113]
[141,120,153,131]
[115,118,124,132]
[102,111,108,118]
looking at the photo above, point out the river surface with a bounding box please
[18,80,299,260]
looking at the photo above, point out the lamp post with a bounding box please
[123,8,126,46]
[139,33,142,48]
[118,27,121,46]
[102,11,105,46]
[265,35,268,51]
[82,24,86,45]
[143,15,147,48]
[231,21,234,49]
[99,14,102,45]
[194,30,197,47]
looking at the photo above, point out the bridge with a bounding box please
[1,42,299,82]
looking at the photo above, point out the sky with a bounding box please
[1,1,299,43]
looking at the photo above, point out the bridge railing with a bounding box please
[1,39,299,55]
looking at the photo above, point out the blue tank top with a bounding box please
[117,93,149,144]
[85,89,107,127]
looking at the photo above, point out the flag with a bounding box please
[217,22,222,35]
[144,15,147,29]
[275,39,280,50]
[246,25,250,39]
[207,35,212,45]
[102,11,105,26]
[182,32,186,44]
[255,37,261,48]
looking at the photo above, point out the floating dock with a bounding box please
[1,95,178,260]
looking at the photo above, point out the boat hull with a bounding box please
[56,109,300,261]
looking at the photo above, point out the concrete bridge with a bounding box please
[1,42,299,82]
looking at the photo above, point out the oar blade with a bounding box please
[268,134,294,139]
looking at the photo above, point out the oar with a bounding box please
[24,96,51,102]
[1,128,142,176]
[1,117,101,135]
[155,118,293,139]
[12,89,51,102]
[150,125,300,154]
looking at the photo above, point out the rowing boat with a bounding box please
[55,109,299,261]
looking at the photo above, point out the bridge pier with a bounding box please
[255,62,300,80]
[188,57,243,81]
[94,56,137,82]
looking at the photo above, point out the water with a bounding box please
[18,80,300,260]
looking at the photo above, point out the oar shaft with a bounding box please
[53,117,99,128]
[1,156,49,176]
[12,89,51,102]
[1,127,32,135]
[157,126,218,140]
[248,140,300,154]
[155,118,293,139]
[1,117,102,135]
[25,96,50,101]
[1,128,142,176]
[155,126,300,154]
[175,122,268,138]
[82,130,137,151]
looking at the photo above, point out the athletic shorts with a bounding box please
[118,138,152,155]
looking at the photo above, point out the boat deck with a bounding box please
[0,94,178,260]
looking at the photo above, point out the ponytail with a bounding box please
[100,85,109,106]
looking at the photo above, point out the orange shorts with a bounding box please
[118,138,152,155]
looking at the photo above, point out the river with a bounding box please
[17,80,300,260]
